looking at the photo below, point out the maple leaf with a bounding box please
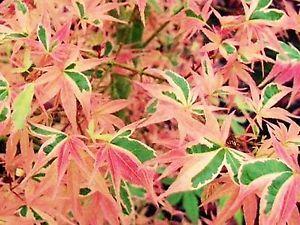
[88,124,157,204]
[27,20,72,63]
[0,0,35,57]
[22,123,90,195]
[72,0,126,29]
[192,54,242,103]
[91,97,130,133]
[213,0,284,52]
[261,41,300,105]
[138,69,225,140]
[200,27,237,59]
[174,1,212,39]
[236,82,297,131]
[237,158,299,225]
[34,50,103,132]
[160,111,249,196]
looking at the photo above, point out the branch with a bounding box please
[102,62,164,81]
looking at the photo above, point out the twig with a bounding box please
[142,6,184,48]
[101,62,164,81]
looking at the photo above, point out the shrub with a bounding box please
[0,0,299,224]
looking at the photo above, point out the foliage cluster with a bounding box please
[0,0,299,224]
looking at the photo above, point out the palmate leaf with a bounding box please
[142,69,193,107]
[261,42,300,105]
[163,143,246,196]
[28,125,91,196]
[238,158,297,224]
[250,82,296,129]
[107,144,157,202]
[91,127,157,201]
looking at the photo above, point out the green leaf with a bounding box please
[164,70,190,104]
[231,120,246,135]
[15,0,28,14]
[31,209,43,221]
[255,0,272,11]
[65,63,76,70]
[264,171,292,214]
[191,150,225,188]
[0,79,9,101]
[162,91,182,104]
[0,80,7,87]
[116,20,144,45]
[116,130,132,138]
[250,9,284,21]
[146,99,158,114]
[0,107,8,122]
[120,182,133,215]
[187,142,220,154]
[235,209,244,225]
[31,173,46,182]
[29,123,60,137]
[12,83,34,130]
[128,184,146,198]
[167,193,183,205]
[43,134,67,155]
[239,159,292,185]
[75,1,86,19]
[0,89,8,101]
[185,9,203,20]
[221,42,236,54]
[183,192,199,224]
[19,205,28,217]
[262,83,281,106]
[111,136,155,162]
[104,41,113,56]
[192,109,204,115]
[110,74,131,99]
[6,32,28,39]
[130,20,144,43]
[65,71,91,92]
[79,187,91,195]
[279,42,300,61]
[225,150,241,183]
[37,25,49,51]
